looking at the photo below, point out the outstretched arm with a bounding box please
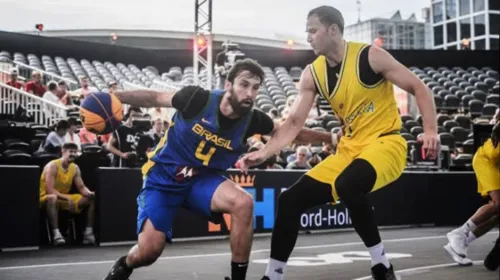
[259,66,317,156]
[268,120,336,145]
[114,89,176,108]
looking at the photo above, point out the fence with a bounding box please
[0,82,69,127]
[11,61,79,91]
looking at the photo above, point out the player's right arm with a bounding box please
[44,162,72,201]
[237,66,316,170]
[114,89,176,108]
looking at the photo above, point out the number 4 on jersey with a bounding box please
[195,140,216,166]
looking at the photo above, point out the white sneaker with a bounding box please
[83,232,96,245]
[444,243,473,266]
[446,229,468,257]
[53,235,66,246]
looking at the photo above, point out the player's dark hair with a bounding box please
[308,6,345,34]
[226,58,265,85]
[62,142,78,150]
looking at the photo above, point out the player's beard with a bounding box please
[228,87,253,116]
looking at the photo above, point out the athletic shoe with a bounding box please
[484,238,500,271]
[446,229,468,258]
[444,243,473,266]
[53,235,65,246]
[103,256,133,280]
[371,263,400,280]
[83,232,96,245]
[260,277,270,280]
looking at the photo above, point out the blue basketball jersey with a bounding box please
[148,90,252,171]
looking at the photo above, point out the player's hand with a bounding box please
[236,150,271,174]
[86,191,95,198]
[65,197,76,213]
[418,131,440,160]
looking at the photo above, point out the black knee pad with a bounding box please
[335,159,377,204]
[278,175,333,216]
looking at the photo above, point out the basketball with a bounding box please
[79,92,123,134]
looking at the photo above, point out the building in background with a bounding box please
[431,0,499,50]
[344,11,432,49]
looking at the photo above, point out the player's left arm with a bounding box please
[73,165,95,198]
[369,46,440,158]
[271,120,337,145]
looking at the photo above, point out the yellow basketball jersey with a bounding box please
[476,138,500,167]
[39,159,77,197]
[310,41,402,155]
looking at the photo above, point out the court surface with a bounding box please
[0,227,498,280]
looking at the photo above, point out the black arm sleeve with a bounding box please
[171,86,210,119]
[359,46,384,86]
[245,109,275,138]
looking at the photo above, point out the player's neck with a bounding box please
[60,158,70,169]
[325,39,346,67]
[219,93,241,119]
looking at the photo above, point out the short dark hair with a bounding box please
[308,6,345,34]
[226,58,265,85]
[67,117,78,126]
[56,120,70,131]
[62,142,78,150]
[48,81,58,91]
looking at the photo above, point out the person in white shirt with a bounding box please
[43,82,64,105]
[65,117,82,151]
[71,76,99,101]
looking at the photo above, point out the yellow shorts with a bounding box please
[40,194,84,213]
[306,134,407,201]
[473,152,500,197]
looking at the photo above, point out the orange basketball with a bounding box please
[79,92,123,134]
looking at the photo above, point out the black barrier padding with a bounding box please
[432,172,483,226]
[0,165,40,249]
[96,168,477,245]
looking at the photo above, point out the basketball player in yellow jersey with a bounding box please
[444,116,500,270]
[238,6,440,280]
[39,143,96,245]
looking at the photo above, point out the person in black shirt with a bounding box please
[106,106,142,167]
[103,59,335,280]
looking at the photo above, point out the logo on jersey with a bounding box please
[175,166,197,182]
[345,101,375,125]
[192,123,233,150]
[201,118,211,124]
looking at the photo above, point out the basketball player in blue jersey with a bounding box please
[103,59,336,280]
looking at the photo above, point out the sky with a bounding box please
[0,0,431,41]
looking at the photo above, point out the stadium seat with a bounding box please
[453,154,473,166]
[438,90,451,98]
[436,114,451,126]
[401,133,415,141]
[443,120,460,132]
[474,82,489,93]
[415,115,423,125]
[450,127,469,146]
[462,139,475,154]
[434,95,443,109]
[482,103,499,118]
[454,90,467,100]
[484,78,498,90]
[461,94,474,108]
[486,94,499,105]
[410,126,423,138]
[439,132,455,149]
[4,152,32,165]
[437,126,446,133]
[486,70,499,80]
[444,94,459,110]
[401,115,414,123]
[469,100,484,118]
[454,115,472,130]
[404,120,419,131]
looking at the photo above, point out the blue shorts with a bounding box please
[137,163,226,243]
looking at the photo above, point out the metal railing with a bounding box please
[0,69,26,81]
[122,81,177,120]
[11,61,79,91]
[0,82,69,127]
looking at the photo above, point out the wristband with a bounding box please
[331,133,338,146]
